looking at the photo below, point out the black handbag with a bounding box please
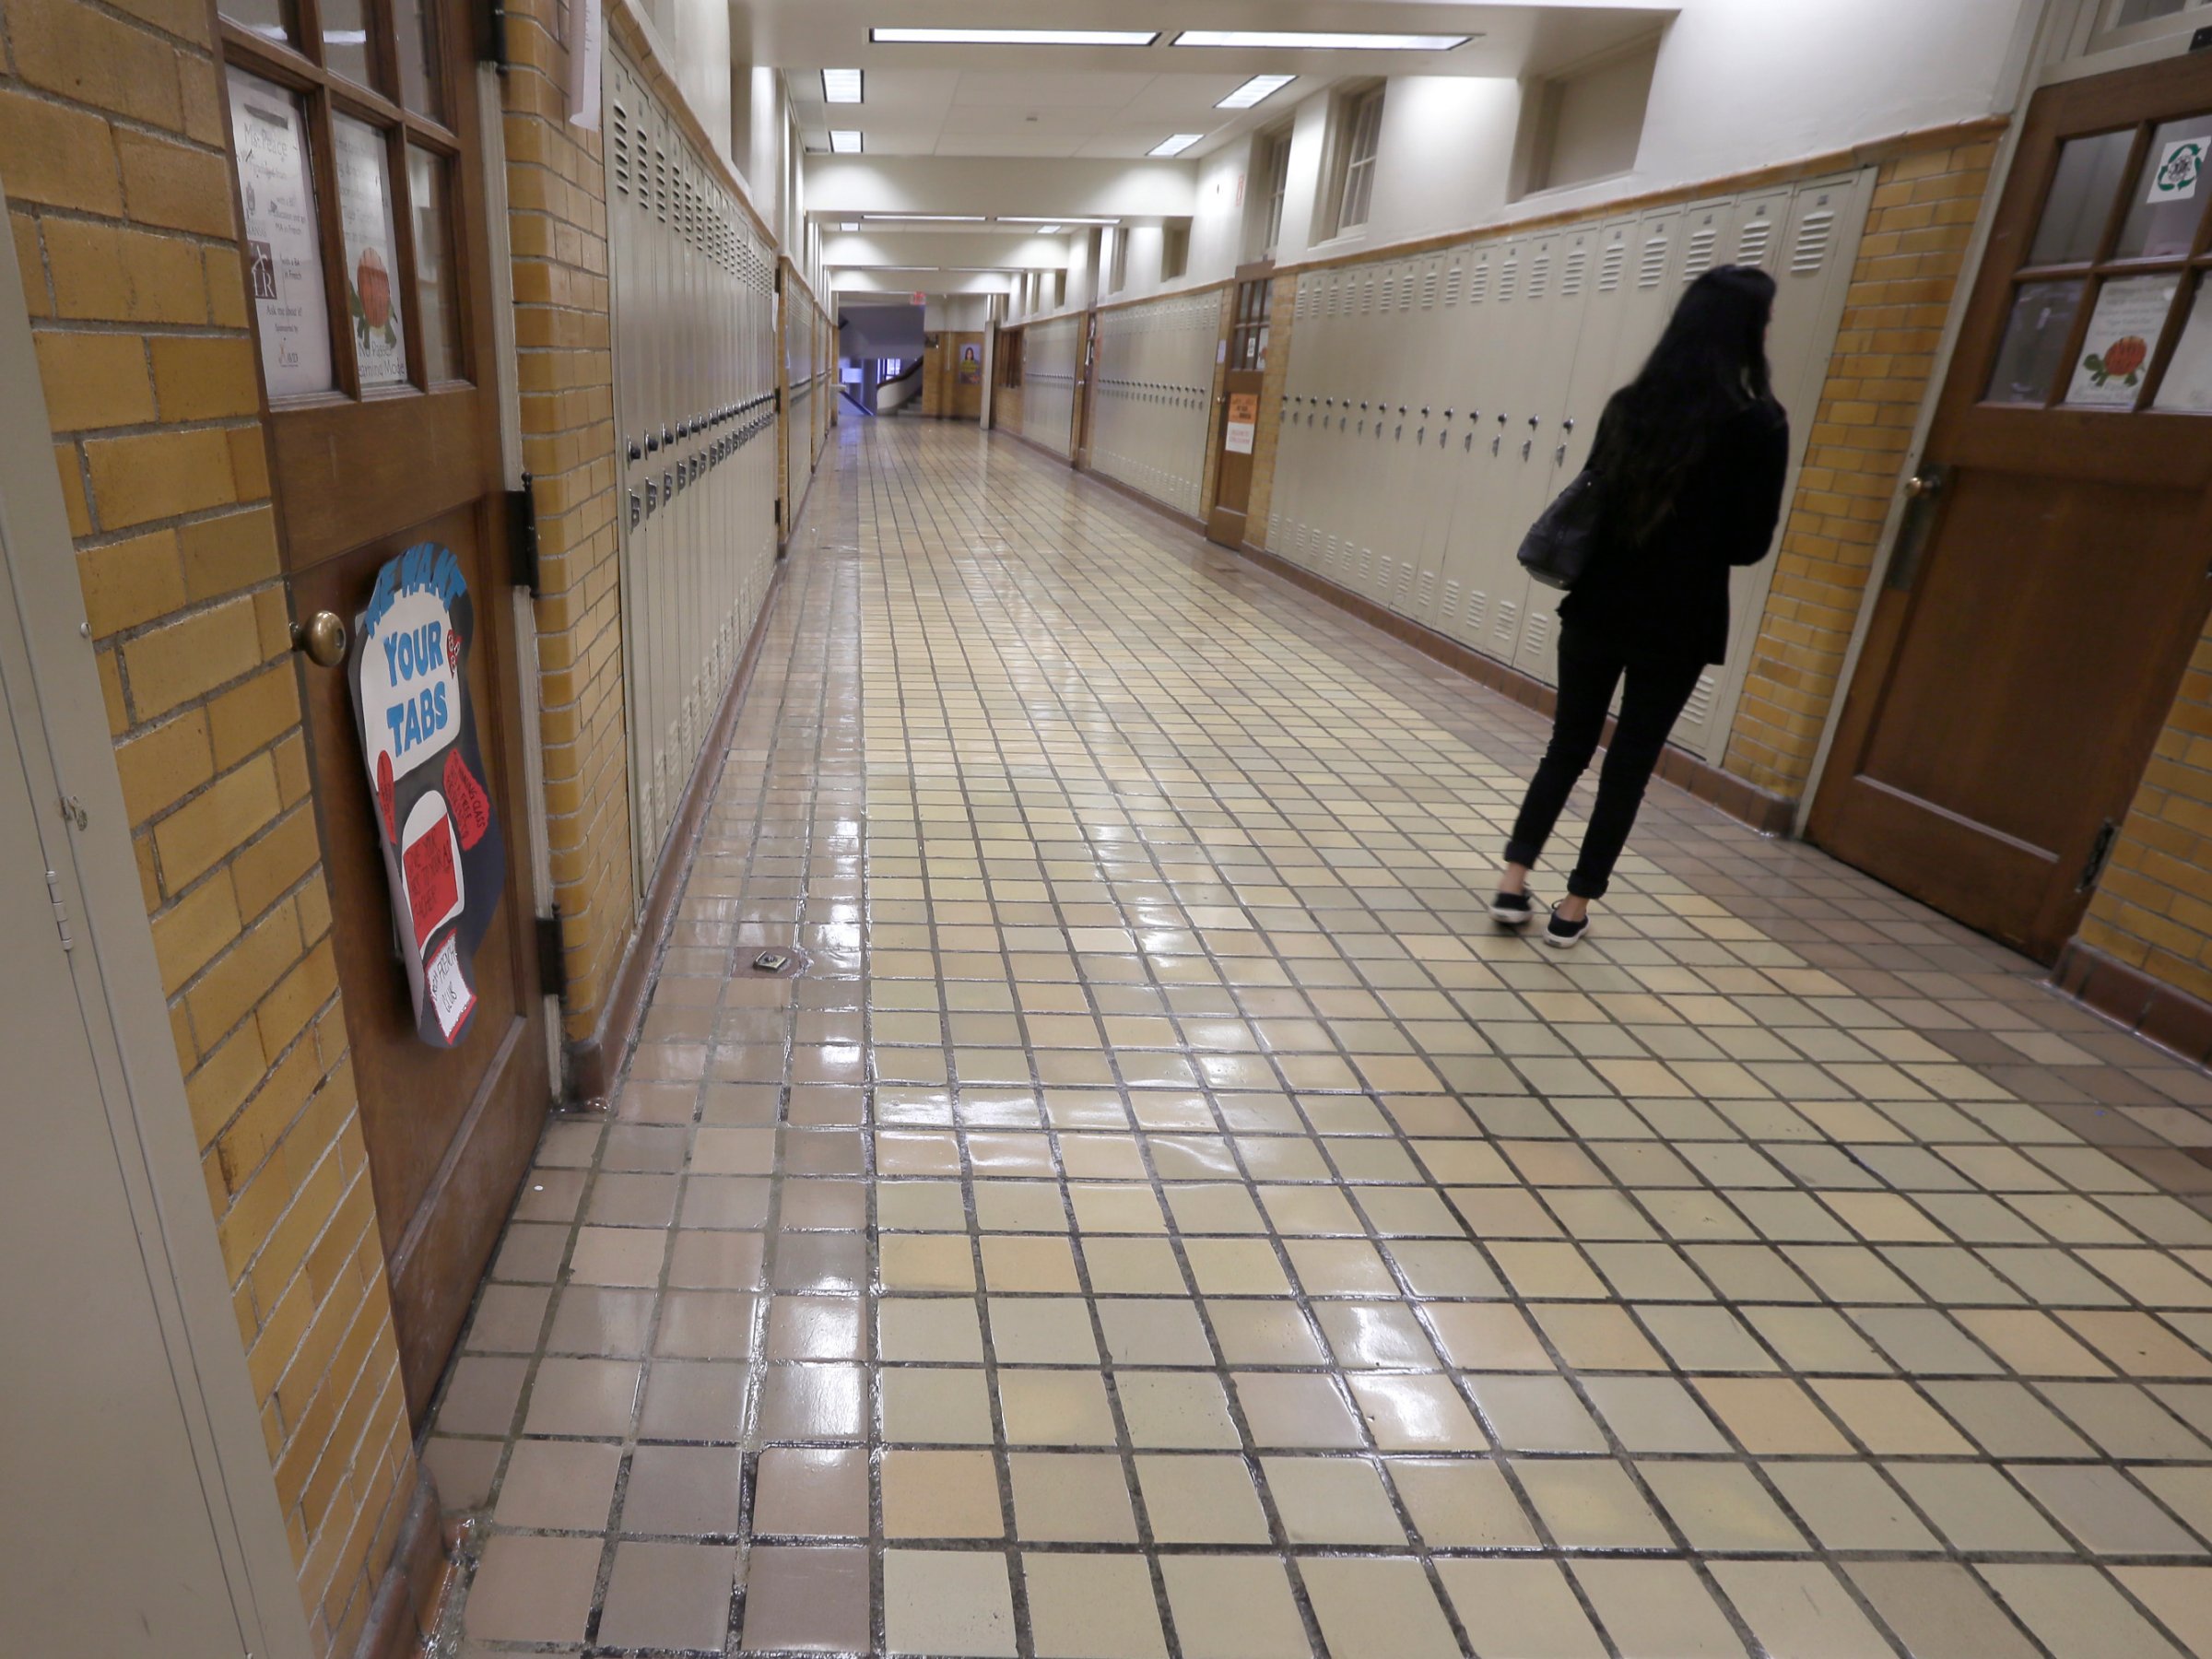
[1516,466,1605,590]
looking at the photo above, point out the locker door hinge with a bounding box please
[535,911,568,1001]
[44,868,73,952]
[2077,819,2121,893]
[478,0,512,67]
[508,474,542,596]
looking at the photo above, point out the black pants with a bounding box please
[1505,624,1703,900]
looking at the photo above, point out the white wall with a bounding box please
[633,0,733,172]
[806,157,1199,219]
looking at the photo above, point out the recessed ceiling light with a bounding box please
[865,213,989,223]
[830,129,862,153]
[1032,224,1063,234]
[872,27,1159,47]
[822,68,863,103]
[1173,29,1471,51]
[1150,133,1204,158]
[998,216,1121,226]
[839,221,860,231]
[1218,73,1295,108]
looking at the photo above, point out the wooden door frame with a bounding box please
[1807,51,2212,959]
[0,195,316,1659]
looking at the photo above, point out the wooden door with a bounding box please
[1207,276,1272,547]
[1810,55,2212,961]
[1075,309,1100,465]
[217,0,549,1417]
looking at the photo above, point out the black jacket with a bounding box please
[1557,393,1790,666]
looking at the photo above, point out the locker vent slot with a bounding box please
[1381,273,1395,311]
[1465,590,1488,636]
[1493,599,1519,645]
[1793,206,1836,274]
[1597,242,1626,292]
[1466,264,1489,304]
[1682,224,1718,281]
[1415,571,1435,612]
[1497,258,1518,303]
[1361,276,1376,313]
[1407,271,1422,311]
[1524,610,1549,656]
[1442,265,1464,308]
[1638,232,1668,288]
[1682,674,1716,726]
[1526,253,1549,300]
[611,101,629,198]
[1441,580,1461,618]
[1736,215,1774,268]
[1560,248,1587,297]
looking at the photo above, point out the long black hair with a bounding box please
[1595,264,1779,545]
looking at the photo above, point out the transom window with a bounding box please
[1985,111,2212,412]
[218,0,468,401]
[1228,277,1271,372]
[1335,86,1384,234]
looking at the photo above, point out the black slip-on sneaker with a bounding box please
[1490,890,1535,927]
[1545,907,1589,949]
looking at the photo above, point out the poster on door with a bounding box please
[333,114,408,388]
[348,543,504,1048]
[2065,275,2175,407]
[1225,392,1258,454]
[226,68,333,398]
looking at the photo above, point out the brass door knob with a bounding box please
[1904,473,1941,500]
[291,610,347,667]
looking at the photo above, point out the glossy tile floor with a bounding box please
[429,416,2212,1657]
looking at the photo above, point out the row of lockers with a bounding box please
[1020,316,1083,459]
[784,280,825,524]
[1088,294,1218,521]
[1266,171,1873,763]
[605,56,783,881]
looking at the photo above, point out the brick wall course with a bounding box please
[5,0,415,1648]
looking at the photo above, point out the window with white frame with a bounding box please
[1107,226,1129,294]
[1251,125,1291,258]
[1330,85,1384,236]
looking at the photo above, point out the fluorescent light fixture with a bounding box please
[1218,73,1295,109]
[1032,225,1063,234]
[873,27,1159,46]
[997,216,1121,226]
[1149,133,1204,158]
[821,68,863,103]
[830,129,862,153]
[865,213,988,223]
[839,221,860,231]
[1173,29,1471,51]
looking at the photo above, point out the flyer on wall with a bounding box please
[333,115,408,387]
[348,544,506,1049]
[226,68,334,398]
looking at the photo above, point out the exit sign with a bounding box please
[912,290,926,305]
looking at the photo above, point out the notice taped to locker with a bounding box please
[348,543,505,1048]
[1225,393,1258,455]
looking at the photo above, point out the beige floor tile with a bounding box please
[464,1535,603,1644]
[740,1545,871,1653]
[622,1443,744,1535]
[999,1371,1120,1445]
[1347,1374,1487,1450]
[1159,1557,1312,1659]
[883,1548,1018,1658]
[1299,1557,1460,1659]
[1023,1553,1169,1659]
[754,1446,868,1537]
[1762,1462,1936,1552]
[1135,1453,1273,1544]
[881,1449,1005,1538]
[1571,1559,1744,1658]
[880,1365,995,1444]
[1437,1558,1606,1659]
[1980,1563,2188,1659]
[1262,1456,1406,1545]
[597,1540,737,1650]
[1846,1563,2040,1659]
[1119,1371,1241,1448]
[492,1440,621,1532]
[1710,1561,1892,1659]
[1515,1458,1672,1550]
[1008,1453,1140,1543]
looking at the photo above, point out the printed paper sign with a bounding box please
[227,69,333,398]
[2066,275,2176,407]
[334,114,407,387]
[2149,137,2207,206]
[349,543,505,1049]
[1225,392,1258,455]
[568,0,603,132]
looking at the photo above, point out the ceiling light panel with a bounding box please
[1218,73,1295,109]
[865,214,988,223]
[872,27,1159,47]
[997,216,1121,226]
[830,129,862,153]
[1149,133,1204,158]
[1174,29,1471,51]
[821,68,863,103]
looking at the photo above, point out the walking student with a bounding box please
[1493,265,1790,948]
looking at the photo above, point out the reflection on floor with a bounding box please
[428,416,2212,1658]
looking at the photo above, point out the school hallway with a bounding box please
[421,415,2212,1658]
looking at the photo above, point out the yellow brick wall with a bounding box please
[1724,137,2001,797]
[4,2,415,1652]
[2080,632,2212,1002]
[500,0,633,1044]
[1244,273,1298,547]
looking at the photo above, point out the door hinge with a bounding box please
[508,475,541,596]
[479,0,512,67]
[535,911,568,1001]
[2078,818,2121,893]
[44,868,73,952]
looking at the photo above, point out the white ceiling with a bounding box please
[746,2,1677,159]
